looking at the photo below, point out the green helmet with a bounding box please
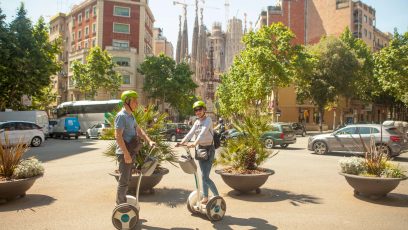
[121,90,138,103]
[193,100,206,109]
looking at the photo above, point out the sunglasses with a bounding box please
[194,107,203,112]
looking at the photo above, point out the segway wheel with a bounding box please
[206,196,226,221]
[186,191,200,214]
[112,203,139,230]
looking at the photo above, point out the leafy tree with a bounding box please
[30,83,57,116]
[217,23,304,117]
[296,36,359,131]
[340,27,376,101]
[138,54,197,120]
[374,31,408,105]
[0,3,61,110]
[72,46,122,99]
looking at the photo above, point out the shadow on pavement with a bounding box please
[392,156,408,163]
[139,187,191,208]
[226,188,322,206]
[24,139,100,162]
[213,216,277,230]
[137,219,195,230]
[0,194,56,212]
[353,193,408,207]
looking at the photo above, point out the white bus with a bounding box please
[55,100,121,134]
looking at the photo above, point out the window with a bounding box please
[364,29,367,37]
[93,6,97,17]
[112,40,129,49]
[364,15,367,23]
[85,26,89,36]
[337,127,356,135]
[78,13,82,23]
[112,57,130,66]
[369,31,371,39]
[113,23,130,33]
[114,6,130,17]
[92,38,96,47]
[85,9,90,20]
[122,75,130,84]
[72,32,75,41]
[336,0,349,9]
[92,23,96,33]
[85,40,88,48]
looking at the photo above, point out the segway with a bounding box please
[178,145,226,221]
[112,146,159,230]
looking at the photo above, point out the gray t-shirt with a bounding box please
[115,108,137,154]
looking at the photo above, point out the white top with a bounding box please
[182,117,213,146]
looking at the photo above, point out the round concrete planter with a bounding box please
[339,172,407,199]
[215,168,275,193]
[110,168,169,194]
[0,175,42,202]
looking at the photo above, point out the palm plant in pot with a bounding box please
[104,104,177,194]
[339,133,407,199]
[0,137,44,203]
[214,114,278,194]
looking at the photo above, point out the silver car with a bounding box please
[307,124,407,157]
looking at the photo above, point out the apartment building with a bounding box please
[256,0,392,130]
[49,0,154,104]
[152,28,174,57]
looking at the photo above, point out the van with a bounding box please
[0,110,49,137]
[53,117,81,139]
[0,121,45,147]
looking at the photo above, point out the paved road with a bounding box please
[1,136,408,229]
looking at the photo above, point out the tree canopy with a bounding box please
[0,3,61,110]
[138,54,197,119]
[374,31,408,105]
[217,23,304,117]
[72,46,122,99]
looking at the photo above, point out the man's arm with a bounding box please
[136,126,155,146]
[115,128,132,163]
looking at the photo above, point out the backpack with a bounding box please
[213,130,221,149]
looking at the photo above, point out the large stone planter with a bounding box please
[340,172,407,199]
[110,168,169,194]
[215,168,275,193]
[0,175,42,202]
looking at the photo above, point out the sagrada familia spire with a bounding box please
[176,4,189,63]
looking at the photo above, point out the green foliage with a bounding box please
[217,23,304,117]
[0,4,61,110]
[0,136,31,180]
[214,114,277,172]
[340,27,377,101]
[72,47,122,100]
[374,31,408,105]
[295,36,359,130]
[138,54,197,120]
[103,105,177,170]
[30,83,58,113]
[12,157,44,179]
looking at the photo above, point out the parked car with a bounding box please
[53,117,81,139]
[0,121,45,147]
[86,123,111,139]
[161,123,190,142]
[228,123,297,149]
[307,124,407,157]
[291,122,307,136]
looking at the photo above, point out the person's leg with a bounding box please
[199,147,219,203]
[116,154,134,205]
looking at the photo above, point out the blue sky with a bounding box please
[1,0,407,50]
